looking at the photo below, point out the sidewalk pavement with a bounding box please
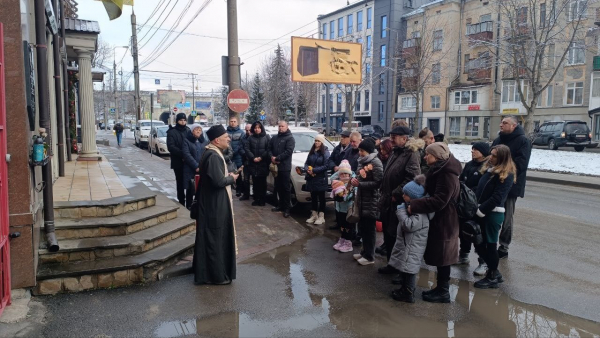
[527,170,600,190]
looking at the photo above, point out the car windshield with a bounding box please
[565,123,588,134]
[156,127,169,137]
[141,122,164,127]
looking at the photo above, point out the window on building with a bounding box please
[454,90,478,104]
[329,94,333,111]
[537,85,554,107]
[568,0,587,21]
[540,3,546,27]
[321,94,325,113]
[566,81,584,105]
[338,17,344,37]
[480,13,492,22]
[449,117,461,136]
[355,91,361,111]
[433,30,443,51]
[381,16,388,38]
[431,95,441,109]
[593,78,600,97]
[401,97,417,108]
[367,7,372,29]
[432,63,441,84]
[357,11,363,31]
[378,101,385,122]
[357,37,363,44]
[567,41,585,65]
[546,85,553,106]
[412,31,421,38]
[464,54,470,73]
[379,73,385,94]
[365,64,371,82]
[365,90,370,111]
[545,44,555,68]
[501,80,523,103]
[466,117,479,137]
[323,23,327,40]
[407,118,416,132]
[381,45,387,66]
[337,93,343,111]
[347,14,354,34]
[366,35,372,57]
[517,6,528,26]
[330,20,335,39]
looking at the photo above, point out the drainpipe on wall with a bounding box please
[34,0,59,252]
[60,0,71,162]
[52,0,64,177]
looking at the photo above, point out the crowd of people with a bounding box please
[166,113,532,298]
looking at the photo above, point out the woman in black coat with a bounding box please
[473,145,515,289]
[304,134,330,225]
[244,121,271,206]
[182,124,208,209]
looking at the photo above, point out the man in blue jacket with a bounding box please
[227,116,245,196]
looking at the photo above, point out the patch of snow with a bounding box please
[448,144,600,176]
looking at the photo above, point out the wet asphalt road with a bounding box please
[26,134,600,337]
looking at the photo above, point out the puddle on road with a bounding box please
[155,238,600,338]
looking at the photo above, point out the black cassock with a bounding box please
[193,147,236,285]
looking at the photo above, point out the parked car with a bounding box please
[361,124,385,139]
[310,123,325,134]
[264,126,335,208]
[532,120,593,151]
[134,120,165,148]
[147,125,170,155]
[107,119,115,131]
[342,121,363,133]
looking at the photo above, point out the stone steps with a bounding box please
[35,232,195,294]
[53,193,156,218]
[52,205,179,240]
[39,217,196,264]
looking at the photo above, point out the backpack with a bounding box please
[456,181,478,220]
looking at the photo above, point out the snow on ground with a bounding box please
[448,144,600,176]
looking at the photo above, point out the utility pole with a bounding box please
[120,67,123,121]
[113,60,117,121]
[131,11,141,122]
[150,93,154,120]
[227,0,241,121]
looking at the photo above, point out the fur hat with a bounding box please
[176,113,187,122]
[206,125,227,141]
[425,142,450,161]
[358,138,376,154]
[338,159,352,175]
[403,175,426,199]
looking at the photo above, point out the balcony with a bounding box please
[594,56,600,71]
[401,68,417,91]
[502,66,527,79]
[402,38,421,58]
[466,21,493,46]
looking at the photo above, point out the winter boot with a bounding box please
[422,282,450,303]
[338,240,353,253]
[473,262,488,276]
[332,238,344,251]
[391,274,403,285]
[392,286,415,303]
[455,252,470,265]
[474,270,503,289]
[314,212,325,225]
[306,211,318,224]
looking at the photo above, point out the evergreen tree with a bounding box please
[265,44,293,122]
[246,73,264,123]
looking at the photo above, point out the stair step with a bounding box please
[53,205,179,240]
[54,193,156,218]
[39,218,196,263]
[36,232,195,286]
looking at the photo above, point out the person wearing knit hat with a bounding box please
[167,111,190,206]
[358,138,376,154]
[315,134,327,144]
[471,141,490,158]
[207,124,227,142]
[304,134,331,225]
[338,159,352,175]
[425,142,450,161]
[388,174,434,303]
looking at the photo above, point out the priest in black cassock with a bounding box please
[193,124,239,285]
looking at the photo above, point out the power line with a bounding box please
[136,0,165,32]
[138,0,178,46]
[140,0,192,55]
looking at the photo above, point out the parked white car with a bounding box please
[147,125,170,155]
[134,120,164,148]
[264,126,335,207]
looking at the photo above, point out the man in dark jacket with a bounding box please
[343,132,362,172]
[491,116,532,259]
[418,128,435,174]
[167,113,190,206]
[269,121,296,218]
[377,126,421,271]
[239,124,252,201]
[328,130,351,171]
[227,117,245,196]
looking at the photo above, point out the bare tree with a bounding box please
[398,15,455,137]
[92,38,113,70]
[487,0,594,133]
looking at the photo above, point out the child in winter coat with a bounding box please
[329,160,356,253]
[388,175,434,303]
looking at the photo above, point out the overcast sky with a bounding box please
[79,0,344,93]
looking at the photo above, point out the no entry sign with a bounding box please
[227,89,250,113]
[173,107,178,112]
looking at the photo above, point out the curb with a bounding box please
[527,175,600,190]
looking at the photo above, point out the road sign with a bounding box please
[260,115,266,121]
[173,107,178,112]
[260,110,265,116]
[191,110,197,117]
[110,108,115,113]
[286,109,292,115]
[155,79,160,85]
[227,89,250,113]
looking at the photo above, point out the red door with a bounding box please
[0,23,12,316]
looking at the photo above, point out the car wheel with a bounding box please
[289,183,299,210]
[548,139,558,150]
[574,145,585,152]
[134,138,138,146]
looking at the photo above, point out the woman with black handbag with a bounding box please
[182,124,208,209]
[473,145,516,289]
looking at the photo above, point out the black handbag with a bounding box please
[461,220,483,246]
[189,177,199,219]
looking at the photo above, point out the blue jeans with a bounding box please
[116,132,122,145]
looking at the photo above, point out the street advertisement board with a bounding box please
[291,37,363,85]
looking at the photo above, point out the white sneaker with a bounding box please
[332,238,344,251]
[357,257,374,266]
[338,240,353,253]
[314,212,325,225]
[306,211,318,224]
[473,263,488,276]
[353,253,362,260]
